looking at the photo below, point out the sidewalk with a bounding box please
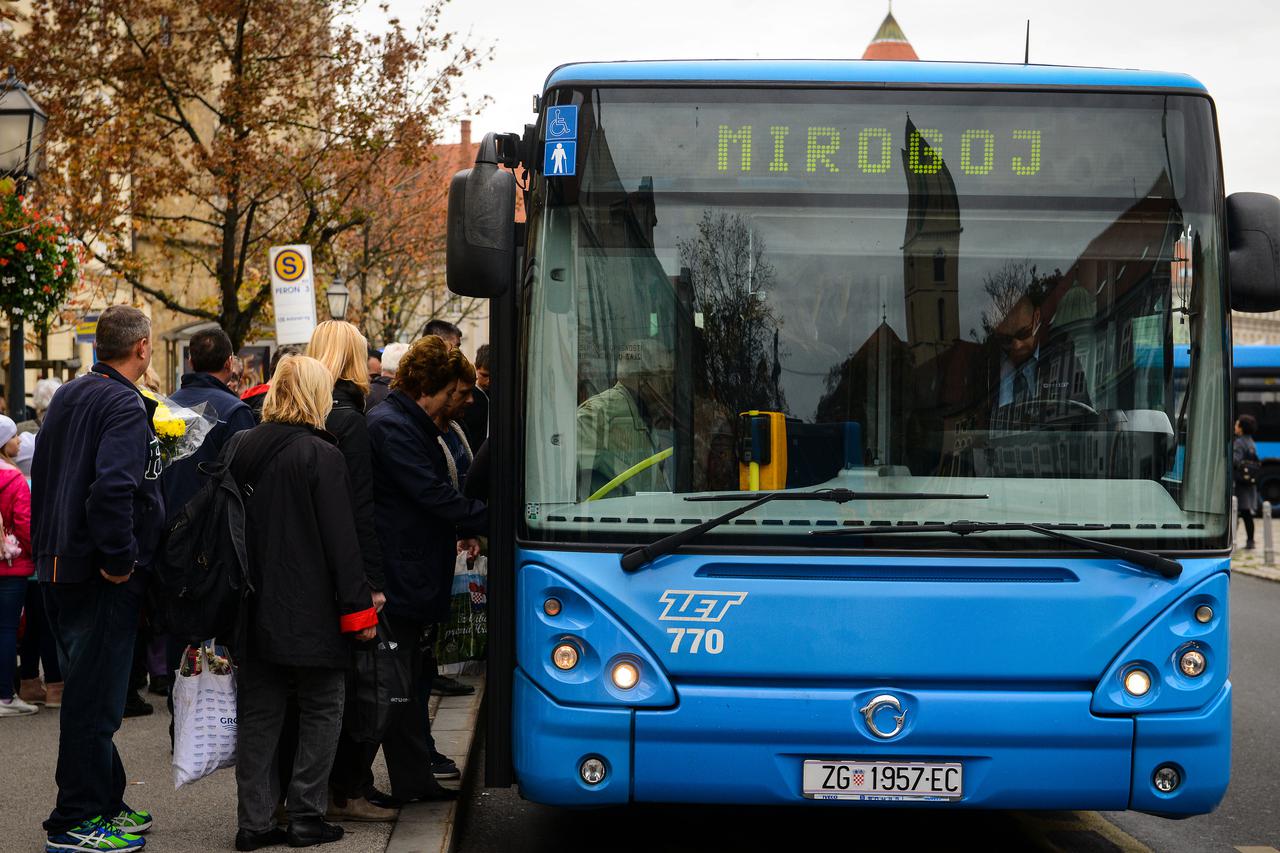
[0,674,484,852]
[387,677,484,853]
[1232,523,1280,581]
[1230,548,1280,581]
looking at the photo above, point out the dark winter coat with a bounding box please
[240,383,269,423]
[161,372,255,522]
[462,385,489,448]
[1233,435,1260,514]
[326,379,384,591]
[366,375,391,409]
[230,422,376,668]
[464,439,489,503]
[32,363,164,583]
[368,390,487,623]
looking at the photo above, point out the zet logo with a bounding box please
[273,248,306,282]
[658,589,747,623]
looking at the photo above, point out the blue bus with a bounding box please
[447,60,1280,816]
[1176,344,1280,503]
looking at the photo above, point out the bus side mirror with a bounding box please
[1227,192,1280,312]
[447,132,517,298]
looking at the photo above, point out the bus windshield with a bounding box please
[523,87,1229,551]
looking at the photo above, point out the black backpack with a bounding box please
[151,428,303,644]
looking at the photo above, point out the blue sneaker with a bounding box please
[45,816,145,851]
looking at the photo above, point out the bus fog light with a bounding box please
[1153,765,1180,793]
[1123,668,1152,697]
[1194,605,1213,624]
[610,661,640,690]
[543,597,562,617]
[552,642,579,671]
[1179,649,1206,677]
[580,757,607,785]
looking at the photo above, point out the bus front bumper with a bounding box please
[513,670,1231,814]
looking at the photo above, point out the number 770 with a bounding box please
[667,627,724,654]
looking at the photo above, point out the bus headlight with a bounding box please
[1179,649,1206,677]
[580,757,607,785]
[553,642,580,671]
[610,660,640,690]
[1153,765,1181,793]
[1124,668,1152,697]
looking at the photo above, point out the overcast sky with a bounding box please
[372,0,1280,199]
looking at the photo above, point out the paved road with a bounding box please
[0,692,395,853]
[456,572,1280,853]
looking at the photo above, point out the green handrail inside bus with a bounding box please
[586,447,673,502]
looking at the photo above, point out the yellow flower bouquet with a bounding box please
[139,389,217,469]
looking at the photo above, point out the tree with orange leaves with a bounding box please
[330,142,489,346]
[2,0,487,347]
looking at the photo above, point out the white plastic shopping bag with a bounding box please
[172,642,238,788]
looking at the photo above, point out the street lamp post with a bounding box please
[326,272,350,321]
[0,68,47,418]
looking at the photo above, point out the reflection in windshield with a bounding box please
[528,89,1227,547]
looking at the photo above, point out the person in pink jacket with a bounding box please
[0,414,36,717]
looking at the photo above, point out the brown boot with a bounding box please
[325,795,398,822]
[43,682,63,708]
[18,679,45,705]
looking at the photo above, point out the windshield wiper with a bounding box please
[618,489,989,572]
[811,520,1181,579]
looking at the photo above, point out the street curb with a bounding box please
[1232,560,1280,582]
[386,675,485,853]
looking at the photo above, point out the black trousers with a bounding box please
[235,658,345,831]
[18,580,61,682]
[329,734,379,800]
[41,579,142,834]
[381,613,443,799]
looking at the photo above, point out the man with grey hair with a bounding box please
[576,338,674,499]
[17,377,61,435]
[31,304,162,851]
[367,341,409,409]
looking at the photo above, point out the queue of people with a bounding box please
[3,304,490,852]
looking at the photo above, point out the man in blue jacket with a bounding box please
[33,305,163,852]
[162,326,255,529]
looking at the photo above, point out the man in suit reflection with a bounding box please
[985,288,1092,428]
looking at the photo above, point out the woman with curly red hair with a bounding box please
[366,335,486,803]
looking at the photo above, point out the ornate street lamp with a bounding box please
[0,68,47,418]
[326,271,350,321]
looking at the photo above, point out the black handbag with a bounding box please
[345,621,410,744]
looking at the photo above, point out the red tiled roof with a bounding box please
[862,10,919,61]
[863,41,919,61]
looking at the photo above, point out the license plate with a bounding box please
[802,760,963,801]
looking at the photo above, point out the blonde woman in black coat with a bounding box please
[308,319,396,821]
[232,355,376,852]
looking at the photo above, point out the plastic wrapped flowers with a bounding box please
[139,389,217,469]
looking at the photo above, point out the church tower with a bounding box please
[901,116,961,366]
[862,4,919,61]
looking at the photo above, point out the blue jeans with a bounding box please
[42,578,142,834]
[0,576,27,700]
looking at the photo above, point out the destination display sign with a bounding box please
[568,92,1193,200]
